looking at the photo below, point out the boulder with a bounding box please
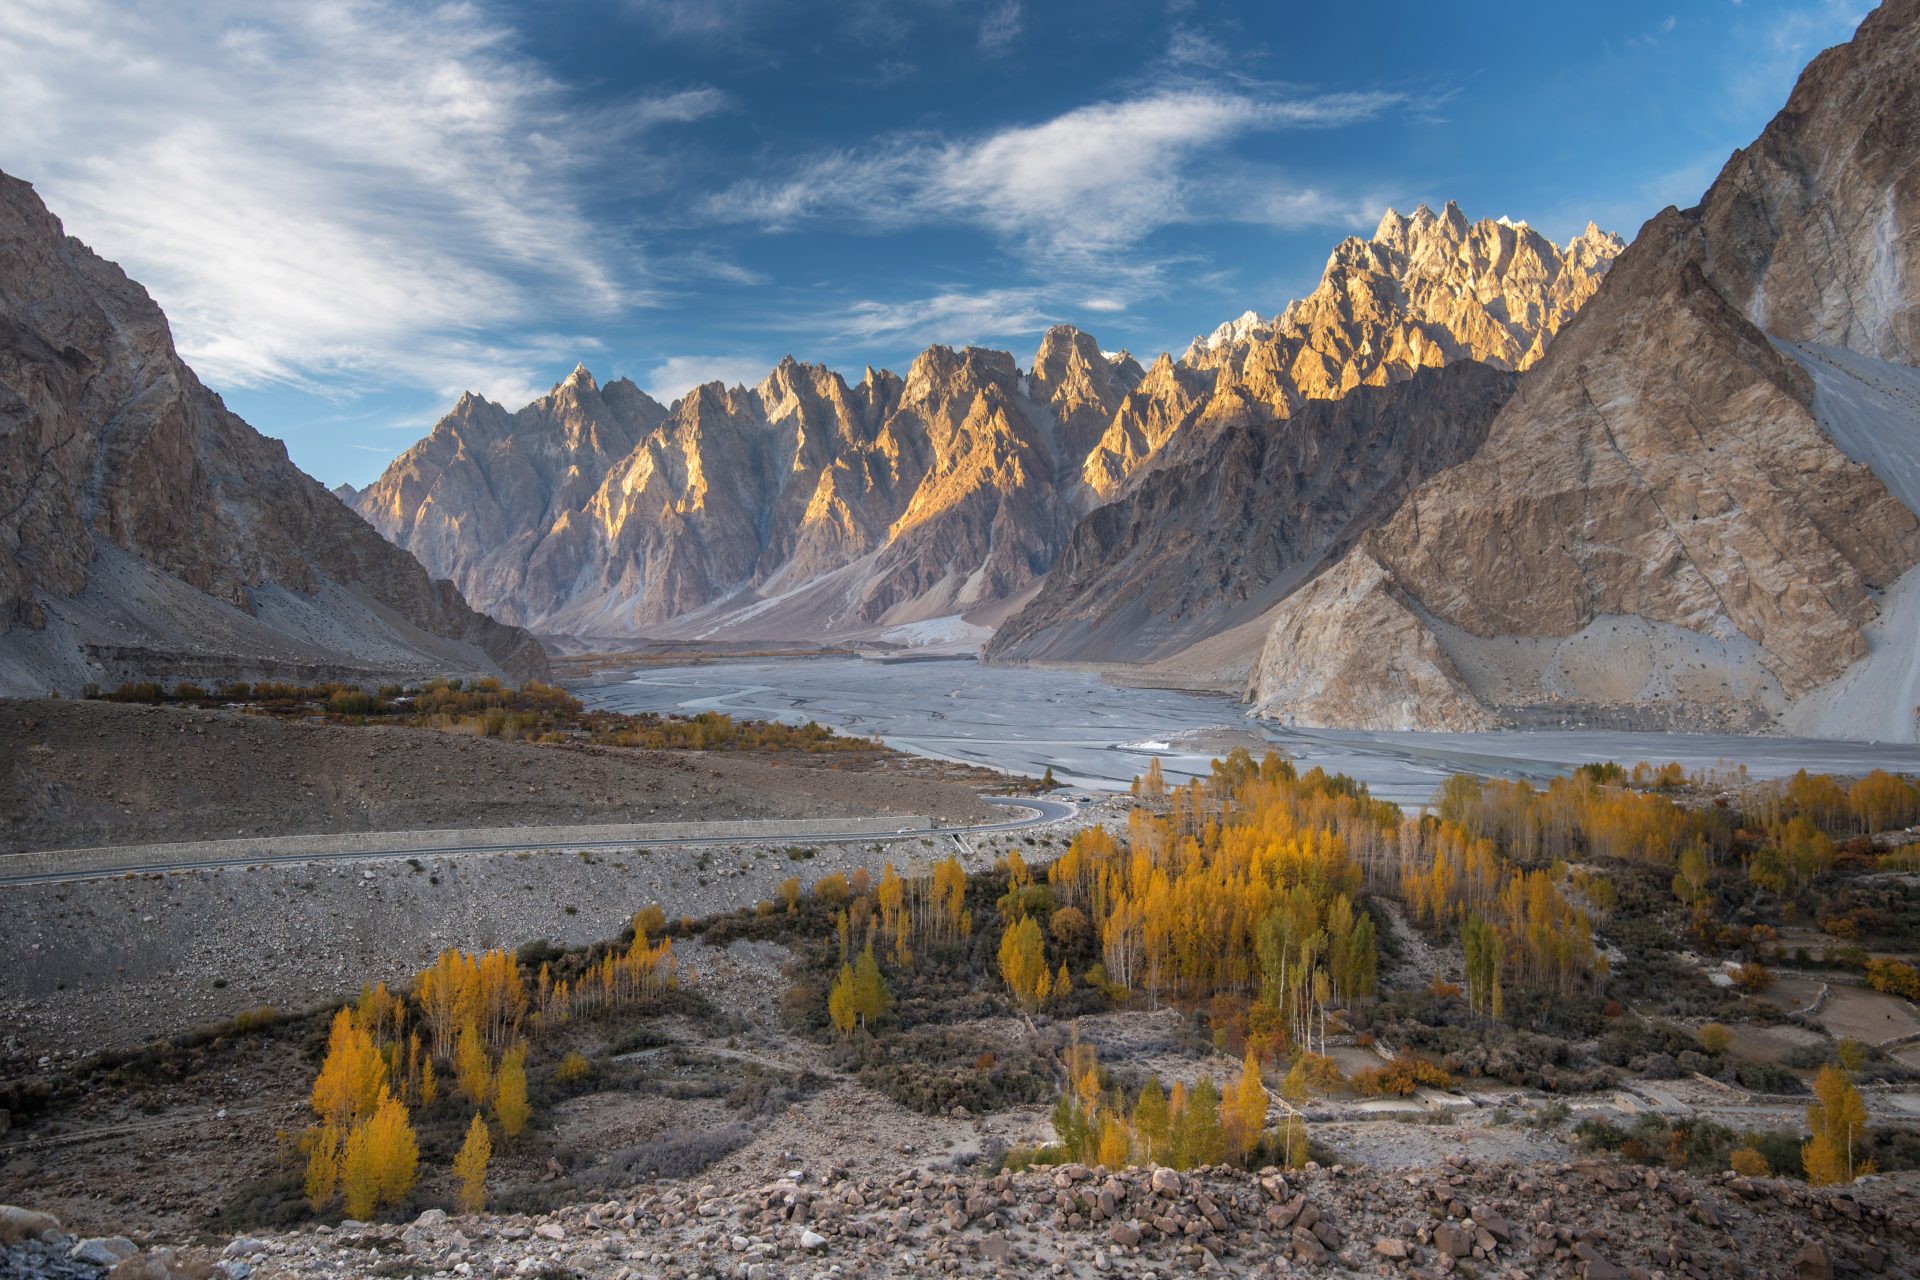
[0,1206,62,1245]
[1794,1240,1834,1280]
[108,1249,217,1280]
[72,1237,140,1266]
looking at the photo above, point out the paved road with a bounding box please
[0,794,1079,887]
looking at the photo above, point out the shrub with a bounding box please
[1350,1056,1453,1097]
[327,690,382,716]
[553,1052,593,1085]
[812,873,850,908]
[1865,957,1920,999]
[1695,1023,1732,1055]
[1730,1147,1769,1177]
[1048,906,1090,950]
[1732,963,1775,993]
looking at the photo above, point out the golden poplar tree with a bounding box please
[1223,1054,1268,1164]
[494,1043,529,1139]
[826,962,857,1035]
[312,1007,387,1130]
[1803,1065,1870,1186]
[998,916,1051,1009]
[303,1124,341,1212]
[453,1113,492,1213]
[454,1019,492,1107]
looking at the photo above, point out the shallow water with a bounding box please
[580,658,1920,807]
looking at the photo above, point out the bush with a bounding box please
[1732,963,1775,993]
[812,873,850,908]
[1048,906,1090,950]
[1350,1056,1453,1097]
[1730,1147,1769,1177]
[1695,1023,1732,1055]
[327,690,382,716]
[553,1052,593,1085]
[1865,956,1920,999]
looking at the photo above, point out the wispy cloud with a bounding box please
[704,86,1402,272]
[0,0,723,404]
[978,0,1023,54]
[833,287,1058,346]
[644,354,774,402]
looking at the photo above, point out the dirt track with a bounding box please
[0,699,996,854]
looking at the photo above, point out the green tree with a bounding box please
[1132,1077,1170,1165]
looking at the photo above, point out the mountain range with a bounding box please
[354,206,1622,653]
[5,0,1915,743]
[1245,0,1920,737]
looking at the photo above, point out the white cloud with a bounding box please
[644,354,774,402]
[0,0,724,404]
[978,0,1022,54]
[835,288,1057,346]
[704,87,1401,270]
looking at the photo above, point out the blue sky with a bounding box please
[0,0,1871,486]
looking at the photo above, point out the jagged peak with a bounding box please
[555,362,597,393]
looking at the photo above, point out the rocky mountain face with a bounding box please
[1247,0,1920,736]
[364,210,1615,645]
[0,171,548,696]
[985,362,1518,676]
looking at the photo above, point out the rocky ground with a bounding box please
[5,1151,1914,1280]
[0,814,1102,1056]
[0,699,1000,855]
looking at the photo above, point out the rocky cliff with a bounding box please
[985,363,1517,678]
[365,209,1615,647]
[0,172,548,696]
[1247,0,1920,737]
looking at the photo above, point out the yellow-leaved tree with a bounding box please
[1223,1053,1268,1165]
[998,916,1051,1010]
[455,1019,493,1107]
[311,1008,386,1130]
[1803,1065,1871,1186]
[339,1093,418,1219]
[494,1043,529,1139]
[453,1113,492,1213]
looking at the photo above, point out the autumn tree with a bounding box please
[339,1093,418,1219]
[312,1008,387,1130]
[494,1043,529,1139]
[1222,1054,1268,1165]
[998,915,1052,1010]
[304,1125,341,1212]
[454,1020,492,1107]
[852,943,889,1029]
[454,1113,492,1213]
[827,961,858,1035]
[1803,1065,1870,1186]
[1276,1058,1311,1169]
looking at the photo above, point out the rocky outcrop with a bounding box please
[986,363,1517,675]
[367,209,1616,646]
[0,171,548,695]
[1248,1,1920,734]
[1181,206,1620,407]
[363,339,1082,639]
